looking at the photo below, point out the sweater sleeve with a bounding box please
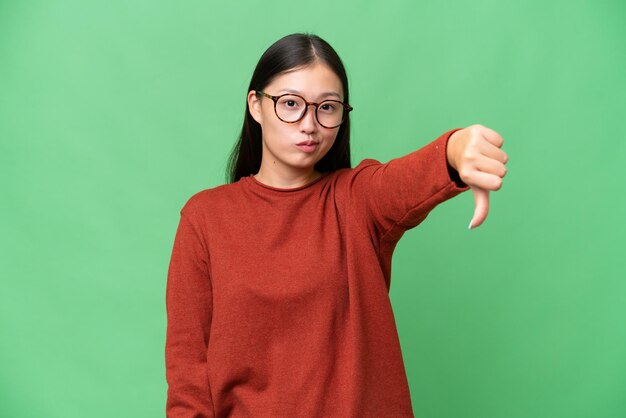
[165,208,214,417]
[349,128,470,243]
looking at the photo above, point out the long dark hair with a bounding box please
[226,33,352,184]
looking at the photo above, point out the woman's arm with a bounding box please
[340,124,508,243]
[342,128,470,243]
[165,209,214,418]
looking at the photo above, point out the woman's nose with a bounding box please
[299,105,318,132]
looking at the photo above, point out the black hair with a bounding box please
[226,33,352,183]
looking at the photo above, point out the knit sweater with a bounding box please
[165,128,469,417]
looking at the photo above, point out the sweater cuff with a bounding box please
[444,128,469,189]
[447,161,467,188]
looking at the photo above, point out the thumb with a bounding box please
[469,187,490,229]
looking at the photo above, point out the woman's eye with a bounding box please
[280,99,298,108]
[320,103,335,111]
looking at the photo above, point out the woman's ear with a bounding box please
[247,90,262,125]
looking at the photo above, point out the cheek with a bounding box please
[261,109,282,134]
[263,120,292,148]
[322,131,339,148]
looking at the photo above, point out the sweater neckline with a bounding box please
[245,172,330,192]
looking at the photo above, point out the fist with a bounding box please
[446,124,508,229]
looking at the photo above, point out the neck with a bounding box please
[253,169,322,189]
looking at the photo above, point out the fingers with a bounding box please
[457,125,508,188]
[478,139,508,164]
[472,124,504,149]
[461,170,503,191]
[475,154,508,179]
[469,187,489,229]
[468,124,508,163]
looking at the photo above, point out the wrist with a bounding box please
[446,129,462,171]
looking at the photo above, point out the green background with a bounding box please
[1,0,625,417]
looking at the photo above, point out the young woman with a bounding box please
[165,33,508,417]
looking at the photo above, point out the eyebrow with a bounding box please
[277,88,342,100]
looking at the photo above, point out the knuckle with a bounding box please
[463,150,475,161]
[459,168,471,181]
[469,125,481,135]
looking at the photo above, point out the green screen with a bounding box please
[1,1,624,417]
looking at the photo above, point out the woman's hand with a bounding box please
[446,124,509,229]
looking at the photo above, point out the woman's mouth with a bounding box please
[295,142,318,153]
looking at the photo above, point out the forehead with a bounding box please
[267,62,344,100]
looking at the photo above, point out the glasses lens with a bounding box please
[317,100,345,128]
[275,95,306,122]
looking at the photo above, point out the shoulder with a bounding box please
[354,157,383,169]
[332,157,385,185]
[180,181,243,217]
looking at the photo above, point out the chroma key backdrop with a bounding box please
[1,0,624,417]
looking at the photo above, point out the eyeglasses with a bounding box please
[256,90,353,129]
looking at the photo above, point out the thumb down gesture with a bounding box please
[446,124,509,229]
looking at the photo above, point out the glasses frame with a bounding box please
[255,90,353,129]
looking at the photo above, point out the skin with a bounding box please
[247,60,343,189]
[447,125,509,229]
[248,61,508,229]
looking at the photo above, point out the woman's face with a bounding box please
[247,61,344,181]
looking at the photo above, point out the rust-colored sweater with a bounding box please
[165,128,469,417]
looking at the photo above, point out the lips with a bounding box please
[295,142,318,153]
[296,140,319,146]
